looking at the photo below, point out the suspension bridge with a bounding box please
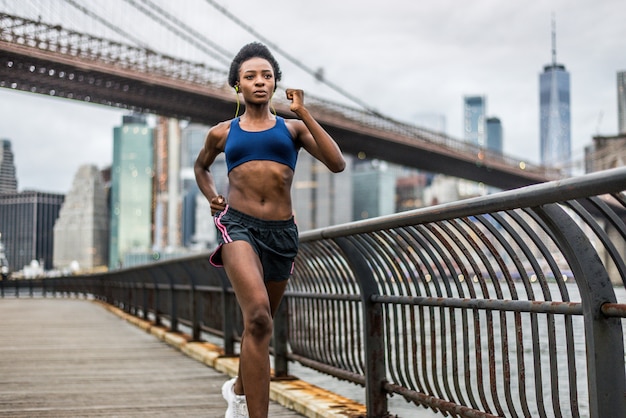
[0,3,564,190]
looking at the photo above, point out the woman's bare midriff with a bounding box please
[226,160,294,220]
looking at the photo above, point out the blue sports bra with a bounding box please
[224,116,299,173]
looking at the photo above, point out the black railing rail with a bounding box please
[3,166,626,418]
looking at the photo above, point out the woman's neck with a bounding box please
[241,103,273,121]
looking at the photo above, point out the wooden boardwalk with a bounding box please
[0,298,304,417]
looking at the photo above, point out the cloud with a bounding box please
[2,90,124,193]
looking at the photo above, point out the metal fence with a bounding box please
[2,166,626,418]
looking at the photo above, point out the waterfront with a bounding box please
[3,281,625,417]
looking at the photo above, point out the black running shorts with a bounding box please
[210,205,299,282]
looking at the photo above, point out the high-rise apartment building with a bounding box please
[539,17,571,170]
[0,191,64,272]
[464,96,487,147]
[618,71,626,134]
[109,114,154,269]
[53,164,109,271]
[0,139,18,194]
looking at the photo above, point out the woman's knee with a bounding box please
[245,307,273,339]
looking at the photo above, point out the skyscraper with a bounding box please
[109,114,154,269]
[486,117,503,154]
[53,164,109,271]
[539,17,571,170]
[0,139,18,194]
[618,71,626,134]
[153,117,182,251]
[0,191,64,272]
[464,96,486,147]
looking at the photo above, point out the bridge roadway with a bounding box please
[0,297,373,418]
[0,12,557,190]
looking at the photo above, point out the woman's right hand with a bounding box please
[210,195,227,215]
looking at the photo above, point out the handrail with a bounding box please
[2,166,625,417]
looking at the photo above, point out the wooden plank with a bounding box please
[0,298,303,417]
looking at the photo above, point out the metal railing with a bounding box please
[2,167,626,417]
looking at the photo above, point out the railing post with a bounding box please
[140,271,150,321]
[537,204,626,418]
[151,271,162,326]
[124,276,131,311]
[273,297,289,377]
[165,269,178,333]
[180,263,201,341]
[335,236,389,418]
[218,269,237,356]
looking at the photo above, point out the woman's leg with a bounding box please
[232,280,289,394]
[221,241,278,418]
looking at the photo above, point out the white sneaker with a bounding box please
[222,376,248,418]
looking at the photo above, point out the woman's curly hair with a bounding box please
[228,42,282,89]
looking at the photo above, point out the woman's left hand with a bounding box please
[286,89,305,114]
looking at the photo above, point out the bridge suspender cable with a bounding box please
[203,0,384,117]
[136,0,233,63]
[62,0,151,49]
[121,0,232,66]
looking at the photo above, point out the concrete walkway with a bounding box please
[0,298,365,417]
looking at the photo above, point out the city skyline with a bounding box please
[0,0,625,193]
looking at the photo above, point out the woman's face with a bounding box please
[237,57,275,103]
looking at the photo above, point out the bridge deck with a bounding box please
[0,298,305,417]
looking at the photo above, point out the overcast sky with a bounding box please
[1,0,625,194]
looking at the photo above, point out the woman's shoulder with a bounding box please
[210,119,236,136]
[214,118,237,130]
[282,117,304,138]
[206,119,236,148]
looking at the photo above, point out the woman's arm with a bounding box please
[286,89,346,173]
[194,121,229,214]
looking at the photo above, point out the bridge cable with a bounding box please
[121,0,231,66]
[61,0,151,49]
[203,0,384,117]
[135,0,233,64]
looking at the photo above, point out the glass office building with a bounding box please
[109,114,154,269]
[464,96,486,147]
[539,21,571,170]
[486,117,503,154]
[0,191,64,272]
